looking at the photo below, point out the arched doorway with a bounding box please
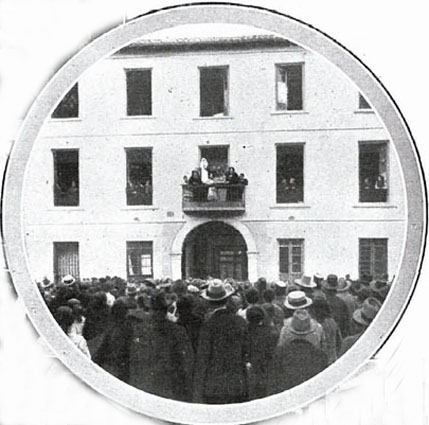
[182,221,248,280]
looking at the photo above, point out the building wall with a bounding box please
[22,43,406,282]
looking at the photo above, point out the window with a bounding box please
[126,148,152,205]
[276,64,303,111]
[54,242,79,283]
[127,241,153,279]
[53,149,79,206]
[52,83,79,119]
[276,144,304,203]
[278,239,304,282]
[200,67,228,117]
[199,145,229,173]
[359,141,388,202]
[126,69,152,116]
[359,238,388,279]
[359,93,371,110]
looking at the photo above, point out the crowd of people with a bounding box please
[183,158,248,202]
[38,272,390,404]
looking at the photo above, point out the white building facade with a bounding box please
[22,35,406,283]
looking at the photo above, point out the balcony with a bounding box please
[182,184,246,215]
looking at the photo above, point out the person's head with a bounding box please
[245,287,259,305]
[183,175,188,183]
[246,305,265,326]
[191,169,200,179]
[262,288,275,303]
[255,277,267,293]
[239,173,245,178]
[151,290,169,314]
[310,296,332,322]
[176,294,194,318]
[322,274,339,293]
[352,297,382,329]
[55,306,75,333]
[274,281,287,296]
[111,298,129,322]
[228,167,235,174]
[200,158,208,170]
[200,279,233,306]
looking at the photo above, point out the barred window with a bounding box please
[127,241,153,279]
[52,83,79,118]
[200,67,229,117]
[54,242,79,283]
[126,69,152,116]
[276,64,303,111]
[359,238,388,279]
[278,239,304,282]
[53,149,79,207]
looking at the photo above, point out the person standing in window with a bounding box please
[226,166,239,201]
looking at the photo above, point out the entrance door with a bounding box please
[182,221,248,281]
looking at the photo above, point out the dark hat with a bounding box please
[125,284,138,296]
[284,290,313,310]
[322,274,338,291]
[201,279,234,302]
[172,279,187,296]
[353,297,382,326]
[40,278,54,289]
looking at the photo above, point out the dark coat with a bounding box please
[177,312,203,353]
[324,293,351,337]
[268,339,327,395]
[247,323,279,400]
[193,308,250,404]
[128,310,194,402]
[96,316,132,382]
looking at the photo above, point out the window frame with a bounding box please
[278,238,305,282]
[358,140,389,203]
[53,241,80,283]
[359,238,388,279]
[275,62,305,111]
[125,147,153,206]
[125,68,153,117]
[199,65,230,117]
[126,241,153,280]
[275,142,305,204]
[52,148,80,207]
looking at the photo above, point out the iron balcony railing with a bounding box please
[182,183,246,214]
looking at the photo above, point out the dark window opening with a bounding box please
[52,83,79,119]
[127,241,153,280]
[359,238,388,280]
[359,142,388,202]
[53,149,79,206]
[126,69,152,116]
[126,148,152,205]
[359,93,371,109]
[54,242,79,283]
[276,144,304,203]
[200,67,228,117]
[199,145,229,174]
[276,64,303,111]
[279,239,304,282]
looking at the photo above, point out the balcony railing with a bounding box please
[182,183,246,214]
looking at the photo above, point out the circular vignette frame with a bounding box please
[2,3,427,425]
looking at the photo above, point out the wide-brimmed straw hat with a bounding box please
[289,309,317,335]
[61,274,75,286]
[201,279,234,302]
[295,275,316,289]
[353,297,382,326]
[273,280,287,288]
[284,290,313,310]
